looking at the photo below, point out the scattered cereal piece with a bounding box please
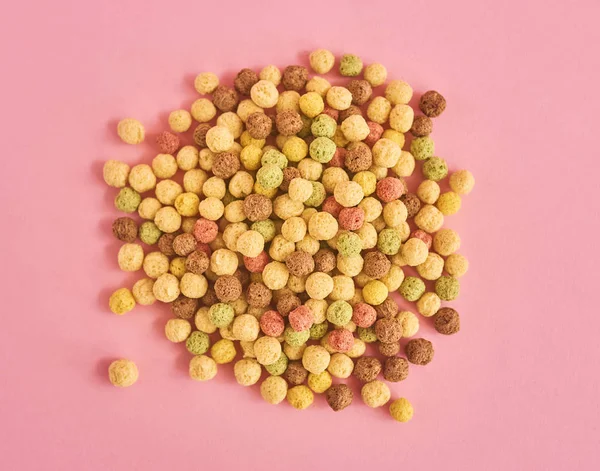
[117,118,145,144]
[108,359,139,387]
[389,398,414,422]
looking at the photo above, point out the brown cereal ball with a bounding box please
[246,282,272,308]
[383,357,409,382]
[285,250,315,277]
[353,356,382,382]
[375,318,402,343]
[363,251,391,279]
[234,68,259,95]
[374,297,399,319]
[419,90,447,117]
[212,152,240,179]
[185,250,209,275]
[282,65,308,91]
[192,123,211,148]
[281,167,301,192]
[172,233,197,257]
[347,79,373,105]
[156,131,180,155]
[276,110,303,136]
[379,342,401,357]
[171,296,198,320]
[345,143,373,173]
[411,115,433,137]
[405,338,435,365]
[313,249,336,273]
[401,193,421,219]
[214,275,242,302]
[112,217,138,243]
[284,361,308,385]
[277,293,301,316]
[434,307,461,335]
[326,384,353,411]
[212,85,239,112]
[243,194,273,222]
[246,112,272,139]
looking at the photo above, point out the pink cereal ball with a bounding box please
[322,107,339,122]
[196,242,213,257]
[328,147,347,168]
[411,229,433,249]
[193,218,219,243]
[339,207,365,231]
[243,251,270,273]
[289,305,315,332]
[364,121,384,147]
[156,131,180,154]
[352,302,377,328]
[322,196,344,218]
[260,310,285,337]
[376,177,405,203]
[328,329,354,353]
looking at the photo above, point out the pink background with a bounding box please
[1,0,599,469]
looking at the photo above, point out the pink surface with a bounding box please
[1,1,599,469]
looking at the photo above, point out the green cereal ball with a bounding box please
[435,275,460,301]
[436,191,462,216]
[422,157,449,182]
[308,370,332,393]
[287,385,314,410]
[109,288,136,315]
[211,339,237,364]
[399,276,426,302]
[115,187,141,213]
[208,303,235,328]
[304,182,326,207]
[265,352,289,376]
[139,221,162,245]
[186,331,210,355]
[377,228,401,255]
[337,232,363,257]
[251,219,276,242]
[410,136,435,161]
[284,326,310,347]
[327,300,353,327]
[261,149,288,169]
[309,137,336,163]
[256,164,284,189]
[358,326,378,343]
[340,54,363,77]
[310,321,329,340]
[311,114,337,138]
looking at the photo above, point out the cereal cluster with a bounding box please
[103,49,475,423]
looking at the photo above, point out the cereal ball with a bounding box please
[191,218,217,245]
[325,300,351,327]
[327,329,354,353]
[375,318,402,343]
[117,243,144,272]
[285,180,311,207]
[344,146,371,175]
[323,384,352,412]
[449,169,475,195]
[322,196,342,218]
[154,207,181,234]
[333,181,364,208]
[243,251,270,274]
[302,181,325,208]
[435,275,460,301]
[309,49,335,73]
[389,104,414,133]
[256,164,283,190]
[434,307,461,335]
[234,230,264,258]
[399,276,426,302]
[352,303,377,328]
[173,193,199,218]
[108,288,136,315]
[103,160,130,188]
[405,338,434,365]
[307,212,337,241]
[213,275,241,303]
[411,115,433,137]
[328,353,354,379]
[305,77,331,99]
[243,194,273,222]
[416,253,444,282]
[232,68,259,95]
[262,261,290,290]
[395,311,419,338]
[112,217,138,243]
[259,310,284,338]
[309,137,336,164]
[254,336,282,366]
[250,79,279,109]
[210,152,239,180]
[381,263,405,292]
[282,65,308,91]
[436,191,462,216]
[433,229,461,257]
[357,325,378,343]
[169,296,197,320]
[156,131,180,155]
[367,96,392,124]
[419,90,446,117]
[172,233,197,257]
[329,275,355,302]
[179,272,207,299]
[312,249,335,274]
[284,251,314,277]
[302,345,330,374]
[205,126,234,153]
[305,370,331,394]
[286,385,314,410]
[410,136,435,161]
[164,318,191,343]
[341,115,370,143]
[345,79,372,106]
[376,228,401,256]
[131,278,156,306]
[193,123,211,148]
[304,272,333,300]
[362,251,390,280]
[309,321,329,340]
[422,156,448,183]
[414,204,444,233]
[338,105,362,123]
[244,112,271,140]
[415,181,440,206]
[117,118,145,145]
[389,398,414,423]
[265,352,288,376]
[401,238,429,267]
[361,380,390,408]
[382,201,407,229]
[337,232,362,257]
[212,85,238,112]
[289,306,314,332]
[383,80,412,105]
[167,109,192,133]
[185,331,210,356]
[375,177,404,203]
[298,92,324,118]
[445,254,469,279]
[414,292,439,318]
[232,359,262,387]
[174,147,199,173]
[155,180,182,206]
[383,357,409,382]
[311,114,337,139]
[194,72,219,94]
[108,359,138,387]
[284,361,308,385]
[364,62,387,87]
[285,325,311,348]
[198,196,224,221]
[126,165,155,194]
[390,151,415,179]
[339,53,363,76]
[207,303,234,330]
[210,338,236,364]
[374,297,398,319]
[410,230,433,250]
[326,86,352,111]
[362,280,389,306]
[338,208,364,233]
[142,251,169,279]
[260,376,288,405]
[354,356,382,383]
[189,355,217,382]
[379,342,400,357]
[246,282,272,308]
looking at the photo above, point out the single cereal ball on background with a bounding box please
[353,356,382,382]
[411,136,435,161]
[435,275,460,301]
[189,355,218,381]
[419,90,447,117]
[168,109,192,133]
[234,359,262,386]
[103,160,130,188]
[375,318,402,343]
[367,96,392,124]
[389,104,414,133]
[361,380,391,408]
[411,115,433,137]
[117,243,144,272]
[422,156,448,182]
[108,359,139,387]
[339,53,363,76]
[251,80,279,108]
[414,204,444,233]
[347,79,372,105]
[177,146,200,171]
[154,207,182,233]
[385,80,413,105]
[390,398,414,423]
[153,273,181,302]
[117,118,145,144]
[309,49,335,74]
[212,85,239,112]
[151,153,177,179]
[445,253,469,278]
[282,66,308,91]
[156,131,180,154]
[171,296,197,319]
[128,164,156,193]
[326,86,353,111]
[287,385,314,410]
[326,384,353,411]
[405,338,434,365]
[109,288,136,315]
[259,65,282,86]
[383,357,409,382]
[434,307,461,335]
[112,217,138,243]
[186,331,210,356]
[261,376,288,405]
[211,339,237,364]
[194,72,219,94]
[164,318,191,343]
[142,251,170,279]
[416,292,441,317]
[449,169,475,195]
[401,238,429,266]
[433,229,461,256]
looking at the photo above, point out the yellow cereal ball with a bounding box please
[210,248,238,276]
[173,192,199,217]
[137,198,162,220]
[254,181,278,199]
[211,339,237,364]
[372,138,401,168]
[263,261,290,290]
[383,200,408,227]
[281,217,307,243]
[205,126,234,153]
[217,112,244,139]
[194,72,219,94]
[390,398,414,422]
[288,178,313,203]
[309,49,335,74]
[341,115,370,142]
[236,230,265,257]
[180,273,208,299]
[414,205,444,233]
[259,65,282,86]
[306,299,328,324]
[168,109,192,133]
[234,359,262,386]
[261,375,288,404]
[298,158,323,181]
[165,318,191,342]
[433,229,461,256]
[132,278,156,306]
[198,149,215,171]
[382,129,406,148]
[202,176,226,199]
[381,265,405,291]
[240,340,256,359]
[351,171,375,196]
[299,92,325,118]
[393,151,415,177]
[436,191,462,216]
[395,311,419,337]
[308,212,338,240]
[361,380,391,408]
[332,127,350,147]
[109,288,136,315]
[169,257,187,279]
[269,235,295,261]
[326,86,353,111]
[359,197,383,222]
[277,90,301,113]
[223,222,248,251]
[330,275,355,301]
[237,100,264,122]
[128,164,156,193]
[220,324,236,341]
[401,238,429,266]
[177,146,200,171]
[305,272,334,300]
[151,154,177,179]
[346,338,366,358]
[153,273,181,302]
[287,385,314,410]
[273,195,304,220]
[232,314,260,342]
[358,223,379,250]
[229,171,254,198]
[284,343,306,361]
[301,207,318,224]
[302,345,331,374]
[416,292,441,317]
[155,180,183,206]
[416,253,445,281]
[189,355,217,381]
[308,371,332,393]
[385,80,413,105]
[306,76,332,97]
[195,307,217,334]
[445,253,469,278]
[364,63,388,87]
[240,145,263,171]
[367,96,392,124]
[198,197,224,221]
[372,215,386,233]
[363,280,388,306]
[154,206,182,233]
[328,353,354,379]
[117,118,145,144]
[389,104,414,133]
[251,80,279,108]
[143,251,169,279]
[181,217,198,233]
[417,180,441,205]
[117,243,144,272]
[108,359,139,387]
[224,200,246,223]
[449,169,475,195]
[254,336,282,366]
[370,165,389,181]
[103,160,130,188]
[337,254,364,277]
[191,98,217,123]
[334,181,364,207]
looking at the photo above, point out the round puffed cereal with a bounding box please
[382,200,408,228]
[185,331,210,355]
[198,197,224,221]
[337,232,362,257]
[390,398,414,423]
[307,211,338,241]
[306,76,332,97]
[398,276,426,302]
[277,90,301,113]
[117,118,145,144]
[417,180,440,205]
[326,86,352,111]
[414,205,444,233]
[236,230,265,258]
[361,380,391,408]
[299,92,325,118]
[190,98,216,123]
[131,278,156,306]
[339,53,363,76]
[155,180,183,206]
[128,164,156,194]
[420,90,446,117]
[367,96,392,124]
[179,273,208,299]
[151,273,180,302]
[359,197,383,222]
[176,146,199,171]
[307,370,332,393]
[256,164,283,190]
[422,156,448,182]
[305,272,334,300]
[434,307,461,335]
[411,136,435,161]
[171,296,198,320]
[449,169,475,195]
[103,160,130,188]
[395,311,419,337]
[436,192,462,216]
[287,385,314,410]
[164,318,191,343]
[205,126,234,153]
[445,253,469,278]
[237,100,264,123]
[389,104,414,133]
[151,154,176,179]
[433,229,461,257]
[281,217,307,243]
[211,339,237,364]
[154,207,182,233]
[194,72,219,94]
[385,80,413,105]
[401,238,429,266]
[362,280,388,306]
[210,249,238,276]
[309,49,335,74]
[377,228,401,256]
[234,68,259,95]
[340,114,370,142]
[234,359,262,386]
[390,151,414,179]
[254,336,282,366]
[117,243,144,272]
[261,375,288,405]
[281,65,308,91]
[112,217,138,243]
[259,64,282,86]
[405,338,435,365]
[109,288,136,315]
[269,235,295,261]
[416,292,441,317]
[193,124,212,148]
[142,251,169,279]
[172,193,198,218]
[302,345,331,374]
[286,178,312,204]
[333,181,364,208]
[435,275,460,301]
[168,109,192,133]
[115,191,141,217]
[364,63,388,87]
[189,355,218,381]
[262,261,289,290]
[108,359,139,387]
[380,265,404,291]
[250,80,279,108]
[372,138,401,169]
[207,303,234,328]
[353,356,382,382]
[329,275,355,301]
[327,353,354,379]
[417,252,444,281]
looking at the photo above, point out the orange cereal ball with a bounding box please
[205,126,234,153]
[326,86,353,111]
[154,206,182,233]
[341,115,370,142]
[361,380,391,408]
[117,118,145,144]
[389,398,414,422]
[305,272,334,300]
[165,318,191,343]
[416,292,441,317]
[449,169,475,195]
[254,336,282,366]
[109,288,136,315]
[108,359,139,387]
[168,109,192,133]
[445,253,469,278]
[414,204,444,233]
[177,145,200,171]
[251,80,279,108]
[194,72,219,94]
[364,63,388,87]
[210,248,239,276]
[367,96,392,124]
[309,49,335,74]
[401,238,429,266]
[302,345,331,374]
[103,160,130,188]
[308,212,338,240]
[433,229,461,256]
[436,191,462,216]
[385,80,413,105]
[416,253,445,281]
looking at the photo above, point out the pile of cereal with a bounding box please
[103,50,474,422]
